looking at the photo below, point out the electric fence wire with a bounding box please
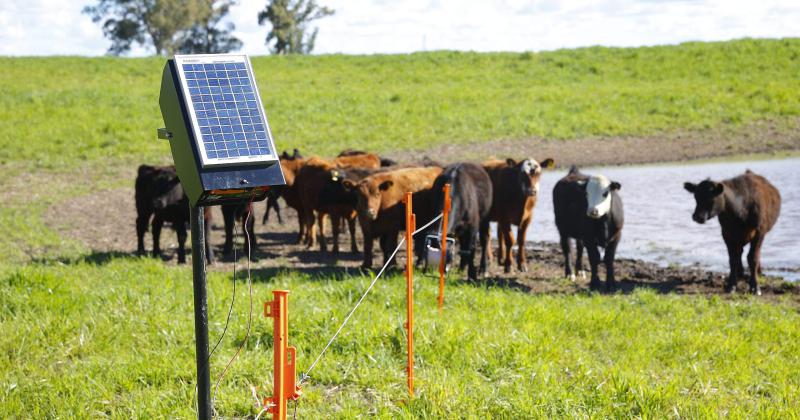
[299,212,443,386]
[211,195,257,415]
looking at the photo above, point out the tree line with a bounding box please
[83,0,334,56]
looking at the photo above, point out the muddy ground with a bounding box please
[47,185,799,301]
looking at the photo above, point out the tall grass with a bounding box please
[1,259,798,417]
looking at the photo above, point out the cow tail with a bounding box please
[440,165,460,235]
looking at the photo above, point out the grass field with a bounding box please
[2,259,799,418]
[2,39,800,417]
[1,38,799,171]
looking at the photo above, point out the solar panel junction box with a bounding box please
[159,54,285,207]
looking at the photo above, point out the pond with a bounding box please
[522,157,799,281]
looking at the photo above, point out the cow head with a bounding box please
[506,157,555,197]
[683,180,724,224]
[343,178,392,220]
[152,170,184,210]
[581,175,620,219]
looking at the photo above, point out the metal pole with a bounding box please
[190,205,212,420]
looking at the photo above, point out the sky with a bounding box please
[1,0,799,56]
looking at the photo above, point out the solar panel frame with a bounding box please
[174,54,279,168]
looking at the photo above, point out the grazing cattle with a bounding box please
[344,166,442,269]
[135,165,213,264]
[483,157,554,272]
[296,153,382,253]
[684,170,781,295]
[553,166,623,292]
[222,202,256,259]
[418,163,493,280]
[267,150,306,243]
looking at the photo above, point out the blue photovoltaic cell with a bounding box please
[181,62,272,161]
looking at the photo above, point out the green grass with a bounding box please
[3,39,800,417]
[1,38,799,171]
[1,259,799,417]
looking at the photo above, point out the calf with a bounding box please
[483,157,554,272]
[135,165,213,264]
[344,166,442,269]
[418,163,493,280]
[553,166,623,292]
[684,170,781,295]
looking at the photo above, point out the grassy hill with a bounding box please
[1,38,799,171]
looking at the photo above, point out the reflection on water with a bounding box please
[523,158,799,280]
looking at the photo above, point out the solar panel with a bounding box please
[174,54,278,167]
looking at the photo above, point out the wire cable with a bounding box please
[299,212,443,385]
[212,196,257,413]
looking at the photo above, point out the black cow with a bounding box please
[553,166,623,292]
[135,165,214,264]
[222,202,256,259]
[684,170,781,295]
[418,163,493,280]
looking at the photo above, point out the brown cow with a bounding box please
[483,157,555,273]
[684,170,781,295]
[344,166,442,269]
[271,150,307,243]
[297,154,382,253]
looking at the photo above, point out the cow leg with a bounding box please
[516,217,532,272]
[586,242,602,292]
[604,240,619,292]
[151,216,164,259]
[575,239,586,279]
[295,209,305,244]
[176,220,187,264]
[747,234,764,296]
[478,219,490,277]
[380,233,399,268]
[136,212,150,256]
[499,222,513,273]
[222,207,234,256]
[361,227,374,269]
[496,223,505,266]
[724,239,743,293]
[316,212,327,252]
[331,214,341,255]
[560,236,574,280]
[348,216,359,254]
[465,228,479,281]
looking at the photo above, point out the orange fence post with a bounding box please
[438,183,451,310]
[263,290,300,420]
[403,192,415,397]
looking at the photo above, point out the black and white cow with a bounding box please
[553,166,623,292]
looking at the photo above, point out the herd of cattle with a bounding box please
[136,149,781,295]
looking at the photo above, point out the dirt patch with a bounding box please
[387,119,800,167]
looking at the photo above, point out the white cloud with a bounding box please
[0,0,798,56]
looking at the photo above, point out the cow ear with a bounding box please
[378,180,394,191]
[540,158,555,169]
[342,179,356,190]
[712,183,724,196]
[683,182,696,193]
[506,158,516,166]
[609,181,621,191]
[293,148,301,158]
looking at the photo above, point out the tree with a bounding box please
[257,0,334,55]
[177,1,243,54]
[83,0,240,56]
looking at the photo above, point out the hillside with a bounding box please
[1,38,799,171]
